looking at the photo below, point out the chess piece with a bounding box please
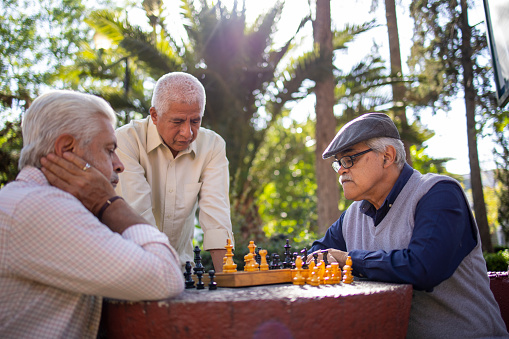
[223,238,237,273]
[330,262,341,284]
[270,253,281,269]
[322,250,329,266]
[342,256,354,284]
[248,241,256,258]
[193,246,204,271]
[244,253,257,272]
[256,247,262,265]
[283,239,292,268]
[208,270,217,290]
[184,261,195,289]
[313,252,319,266]
[259,249,269,271]
[292,256,306,285]
[317,261,326,285]
[292,252,298,269]
[301,248,309,270]
[306,260,316,284]
[324,265,332,284]
[308,265,320,286]
[196,269,205,289]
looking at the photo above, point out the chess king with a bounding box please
[307,113,508,338]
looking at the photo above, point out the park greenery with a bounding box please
[1,0,508,261]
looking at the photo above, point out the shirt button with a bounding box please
[169,189,174,193]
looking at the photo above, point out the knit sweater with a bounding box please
[343,169,508,338]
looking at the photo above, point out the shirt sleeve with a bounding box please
[309,212,347,253]
[115,128,158,227]
[198,136,234,250]
[350,181,477,291]
[8,188,184,301]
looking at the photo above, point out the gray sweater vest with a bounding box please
[343,169,508,338]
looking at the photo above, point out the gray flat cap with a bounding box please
[322,113,400,159]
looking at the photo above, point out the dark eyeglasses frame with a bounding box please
[332,149,373,172]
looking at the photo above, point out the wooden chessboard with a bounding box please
[203,269,293,287]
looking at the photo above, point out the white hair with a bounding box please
[19,90,117,169]
[151,72,206,115]
[364,137,406,169]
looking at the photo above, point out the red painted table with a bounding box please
[489,271,509,331]
[100,280,412,339]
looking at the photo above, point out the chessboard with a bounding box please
[204,268,293,287]
[186,238,353,289]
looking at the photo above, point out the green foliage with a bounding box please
[494,110,509,242]
[484,249,509,272]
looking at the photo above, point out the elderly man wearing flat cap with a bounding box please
[308,113,508,338]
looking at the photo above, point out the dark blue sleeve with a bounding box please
[309,212,347,253]
[350,181,477,291]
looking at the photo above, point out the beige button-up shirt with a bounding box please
[115,117,233,266]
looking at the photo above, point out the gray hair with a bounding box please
[19,90,117,169]
[364,137,406,169]
[151,72,206,115]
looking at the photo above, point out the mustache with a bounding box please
[340,175,352,185]
[110,173,119,186]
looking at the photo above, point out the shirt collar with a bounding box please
[146,116,197,158]
[359,163,414,219]
[17,166,50,186]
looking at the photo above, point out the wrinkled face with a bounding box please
[76,117,124,188]
[336,143,384,202]
[150,101,202,157]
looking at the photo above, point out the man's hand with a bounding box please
[40,152,115,216]
[209,248,227,273]
[307,248,349,267]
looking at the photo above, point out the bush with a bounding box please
[484,250,509,272]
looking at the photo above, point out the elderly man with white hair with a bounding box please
[115,72,234,271]
[0,90,184,338]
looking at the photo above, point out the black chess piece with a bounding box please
[292,252,298,269]
[283,239,292,268]
[256,247,261,265]
[196,269,205,290]
[184,261,195,289]
[208,270,217,290]
[193,246,204,271]
[313,252,319,266]
[301,248,309,269]
[270,253,281,269]
[322,250,329,266]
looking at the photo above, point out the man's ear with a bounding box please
[149,107,158,125]
[54,134,77,156]
[383,145,397,168]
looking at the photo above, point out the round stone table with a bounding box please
[100,279,412,339]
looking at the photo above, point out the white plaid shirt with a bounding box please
[0,167,184,338]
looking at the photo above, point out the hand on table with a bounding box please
[40,152,116,216]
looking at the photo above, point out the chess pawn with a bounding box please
[308,265,320,286]
[196,269,205,290]
[223,238,237,273]
[208,270,217,290]
[324,265,332,285]
[244,253,257,272]
[292,256,306,285]
[259,249,269,271]
[306,260,315,284]
[184,261,195,289]
[330,262,341,284]
[317,261,326,285]
[342,256,354,284]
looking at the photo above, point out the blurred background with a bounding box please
[1,0,508,270]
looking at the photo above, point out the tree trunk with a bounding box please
[384,0,412,165]
[459,0,492,252]
[313,0,340,234]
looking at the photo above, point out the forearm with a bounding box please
[100,197,153,234]
[209,248,227,273]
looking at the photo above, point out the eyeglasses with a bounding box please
[332,149,373,172]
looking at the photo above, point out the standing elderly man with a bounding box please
[115,72,233,271]
[308,113,508,338]
[0,90,184,338]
